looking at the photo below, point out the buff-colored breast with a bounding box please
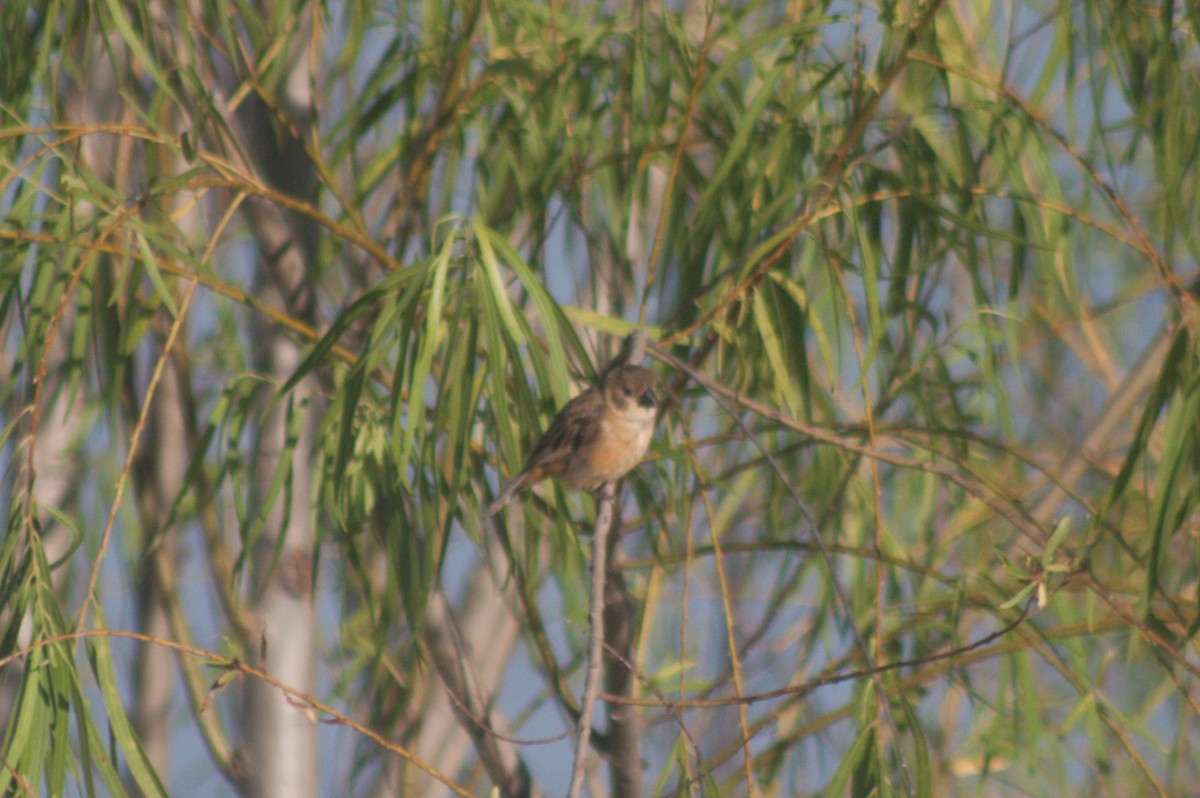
[566,410,654,489]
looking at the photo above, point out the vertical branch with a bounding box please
[126,351,187,783]
[602,534,642,798]
[423,587,532,798]
[409,457,533,796]
[567,483,616,798]
[235,8,321,797]
[568,332,648,798]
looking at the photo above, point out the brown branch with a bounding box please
[600,600,1033,710]
[0,630,474,798]
[664,0,949,346]
[569,331,650,798]
[22,200,144,541]
[423,589,532,798]
[639,7,717,325]
[649,341,1049,545]
[568,481,616,798]
[602,526,642,798]
[76,276,200,631]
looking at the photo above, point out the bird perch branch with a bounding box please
[567,329,649,798]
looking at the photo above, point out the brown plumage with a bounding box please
[484,365,660,517]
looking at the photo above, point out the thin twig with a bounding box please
[568,483,616,798]
[597,601,1033,710]
[423,588,531,798]
[77,276,200,632]
[0,628,474,798]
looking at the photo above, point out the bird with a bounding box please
[484,364,660,517]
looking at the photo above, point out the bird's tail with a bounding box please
[483,474,526,518]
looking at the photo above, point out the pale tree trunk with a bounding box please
[244,329,319,798]
[0,378,84,729]
[236,8,320,797]
[127,358,188,782]
[1,31,171,772]
[60,21,200,785]
[127,66,206,791]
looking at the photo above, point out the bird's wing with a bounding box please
[483,388,605,517]
[524,388,604,471]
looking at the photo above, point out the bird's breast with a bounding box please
[565,412,653,489]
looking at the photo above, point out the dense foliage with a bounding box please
[2,0,1199,796]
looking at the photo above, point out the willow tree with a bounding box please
[3,0,1199,796]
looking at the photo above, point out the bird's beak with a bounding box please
[640,387,659,408]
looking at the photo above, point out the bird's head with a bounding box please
[603,365,660,421]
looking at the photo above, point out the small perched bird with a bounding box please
[484,365,660,517]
